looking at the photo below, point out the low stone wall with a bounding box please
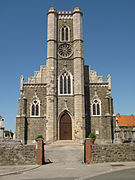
[91,144,135,163]
[0,145,37,165]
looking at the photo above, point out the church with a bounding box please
[16,7,115,144]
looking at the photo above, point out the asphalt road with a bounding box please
[86,168,135,180]
[1,162,135,180]
[22,168,135,180]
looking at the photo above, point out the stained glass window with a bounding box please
[92,99,101,116]
[31,99,40,116]
[59,72,72,95]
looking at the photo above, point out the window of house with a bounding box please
[59,72,72,95]
[92,99,101,116]
[60,25,70,42]
[31,99,40,117]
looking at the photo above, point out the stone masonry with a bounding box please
[0,145,37,165]
[16,7,114,144]
[91,144,135,163]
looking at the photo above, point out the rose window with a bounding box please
[58,43,72,58]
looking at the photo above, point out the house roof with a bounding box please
[116,115,135,127]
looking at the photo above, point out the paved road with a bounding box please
[0,162,135,180]
[86,168,135,180]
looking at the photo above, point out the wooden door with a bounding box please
[60,113,72,140]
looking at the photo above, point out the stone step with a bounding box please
[47,140,84,147]
[45,141,84,164]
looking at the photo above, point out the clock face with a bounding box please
[58,43,72,58]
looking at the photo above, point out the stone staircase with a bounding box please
[45,140,84,164]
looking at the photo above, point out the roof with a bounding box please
[116,115,135,127]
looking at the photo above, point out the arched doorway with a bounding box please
[60,113,72,140]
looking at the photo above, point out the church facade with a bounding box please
[16,7,114,144]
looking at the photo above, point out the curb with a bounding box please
[0,165,40,177]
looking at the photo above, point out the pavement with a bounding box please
[85,168,135,180]
[0,165,40,177]
[0,161,135,180]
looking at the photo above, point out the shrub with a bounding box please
[35,135,44,141]
[4,130,10,136]
[88,132,96,141]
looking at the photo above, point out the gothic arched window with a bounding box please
[60,25,70,42]
[92,99,101,116]
[31,99,40,117]
[59,72,72,95]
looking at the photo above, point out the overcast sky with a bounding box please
[0,0,135,131]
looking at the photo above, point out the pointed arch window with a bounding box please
[92,99,101,116]
[31,99,40,117]
[59,72,72,95]
[60,25,70,42]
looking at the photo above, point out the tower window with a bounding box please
[60,75,63,94]
[31,99,40,117]
[66,27,68,41]
[62,27,64,41]
[59,72,72,95]
[60,25,70,42]
[92,99,101,116]
[68,75,71,94]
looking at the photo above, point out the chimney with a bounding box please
[117,113,120,118]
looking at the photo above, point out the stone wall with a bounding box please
[91,144,135,163]
[118,126,134,142]
[90,85,113,143]
[0,144,37,165]
[16,84,47,144]
[84,65,114,143]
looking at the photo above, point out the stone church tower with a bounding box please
[16,7,114,144]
